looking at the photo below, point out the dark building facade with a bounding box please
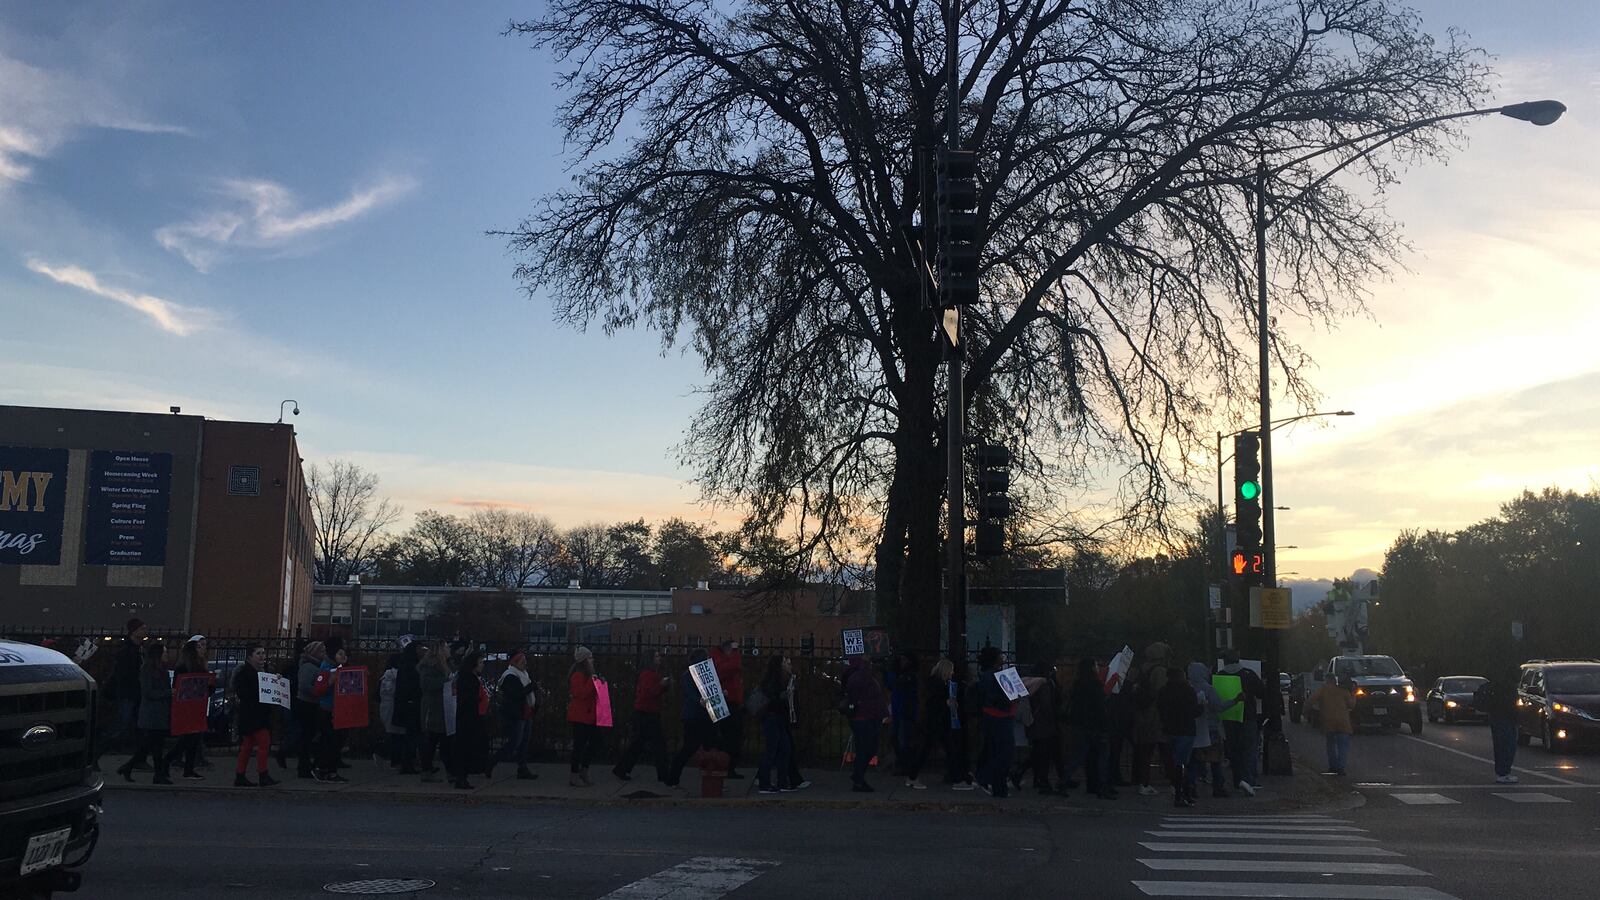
[0,405,314,633]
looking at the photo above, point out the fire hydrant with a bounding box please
[696,749,730,798]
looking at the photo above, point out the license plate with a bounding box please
[1371,708,1388,716]
[20,827,71,876]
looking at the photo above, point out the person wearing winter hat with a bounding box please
[497,652,538,779]
[311,638,349,783]
[98,617,149,767]
[294,641,326,778]
[233,644,279,787]
[567,646,598,787]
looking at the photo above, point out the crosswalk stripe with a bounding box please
[1138,842,1399,857]
[1493,791,1570,803]
[1132,881,1461,898]
[1149,823,1365,832]
[601,857,779,899]
[1138,859,1427,876]
[1389,793,1459,805]
[1161,816,1344,822]
[1148,831,1377,842]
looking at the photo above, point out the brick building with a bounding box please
[0,404,314,633]
[598,584,876,650]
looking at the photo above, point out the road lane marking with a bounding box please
[1148,823,1364,832]
[1148,831,1377,842]
[1139,842,1399,857]
[1133,882,1461,899]
[601,857,779,899]
[1161,815,1343,822]
[1398,734,1580,785]
[1493,792,1570,803]
[1346,783,1591,790]
[1139,859,1426,876]
[1389,793,1458,805]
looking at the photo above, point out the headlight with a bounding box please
[1553,702,1568,713]
[1355,688,1366,697]
[1445,700,1458,708]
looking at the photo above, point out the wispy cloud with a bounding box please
[155,175,416,271]
[25,259,213,336]
[0,50,188,185]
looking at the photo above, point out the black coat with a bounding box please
[454,674,489,775]
[1068,677,1109,732]
[1157,680,1200,738]
[393,660,422,731]
[110,638,142,702]
[233,663,273,734]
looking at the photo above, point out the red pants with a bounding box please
[237,728,270,774]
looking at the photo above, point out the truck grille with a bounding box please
[0,669,92,801]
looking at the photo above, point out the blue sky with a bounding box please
[2,1,1597,582]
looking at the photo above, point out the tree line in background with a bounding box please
[1369,487,1600,678]
[309,460,831,593]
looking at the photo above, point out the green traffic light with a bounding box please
[1239,480,1260,500]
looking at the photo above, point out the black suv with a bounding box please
[1516,660,1600,753]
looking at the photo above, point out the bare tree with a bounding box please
[308,460,401,585]
[467,509,560,589]
[502,0,1490,647]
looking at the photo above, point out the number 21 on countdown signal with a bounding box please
[1231,551,1264,576]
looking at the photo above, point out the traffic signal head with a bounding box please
[936,150,977,211]
[974,443,1011,558]
[1233,431,1262,548]
[1231,550,1263,579]
[936,149,980,309]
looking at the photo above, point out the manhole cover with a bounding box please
[324,879,436,894]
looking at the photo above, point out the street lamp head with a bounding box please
[1500,100,1566,126]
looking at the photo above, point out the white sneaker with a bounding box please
[1137,785,1158,797]
[1495,774,1519,784]
[951,781,976,791]
[906,779,928,790]
[1237,781,1257,797]
[793,780,812,790]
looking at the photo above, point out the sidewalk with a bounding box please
[97,751,1351,814]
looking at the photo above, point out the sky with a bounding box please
[2,1,1596,588]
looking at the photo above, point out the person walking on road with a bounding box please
[1219,650,1267,796]
[887,652,920,777]
[118,641,173,785]
[98,617,147,767]
[166,636,210,780]
[294,641,326,779]
[311,639,350,784]
[710,640,746,779]
[498,652,538,780]
[417,642,453,783]
[1064,656,1117,799]
[391,641,423,775]
[568,646,599,787]
[1313,675,1357,776]
[1189,661,1237,798]
[452,651,490,789]
[1131,643,1173,797]
[1475,667,1521,784]
[973,647,1018,798]
[754,654,795,795]
[614,650,670,784]
[844,655,890,793]
[232,644,278,787]
[1157,665,1201,808]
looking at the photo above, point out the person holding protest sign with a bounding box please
[294,641,326,779]
[498,651,538,780]
[118,641,173,785]
[844,655,889,793]
[666,649,717,789]
[614,650,670,784]
[904,658,971,790]
[165,636,210,780]
[1064,656,1117,799]
[418,642,453,783]
[567,646,600,787]
[710,640,746,779]
[311,638,350,784]
[232,644,278,787]
[453,651,490,789]
[972,647,1020,798]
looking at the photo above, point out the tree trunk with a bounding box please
[879,299,945,653]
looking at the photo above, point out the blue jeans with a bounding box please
[1064,727,1110,792]
[1489,719,1517,777]
[98,697,139,760]
[498,719,530,765]
[757,714,792,789]
[1325,732,1351,773]
[1227,717,1260,786]
[978,715,1016,797]
[850,719,880,786]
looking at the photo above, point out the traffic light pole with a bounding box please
[1255,158,1282,721]
[943,0,967,673]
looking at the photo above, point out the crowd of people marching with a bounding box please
[92,618,1284,807]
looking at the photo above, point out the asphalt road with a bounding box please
[69,723,1596,899]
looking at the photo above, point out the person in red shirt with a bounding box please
[567,646,598,787]
[613,649,672,783]
[710,640,746,778]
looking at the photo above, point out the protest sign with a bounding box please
[995,666,1028,701]
[333,666,369,730]
[1213,673,1244,722]
[170,672,210,736]
[442,678,458,737]
[594,677,613,728]
[1104,645,1134,695]
[841,628,865,657]
[258,672,292,709]
[948,679,960,729]
[689,658,731,723]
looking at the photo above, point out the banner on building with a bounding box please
[0,447,69,566]
[689,658,730,723]
[594,677,613,728]
[170,672,211,736]
[258,672,292,709]
[83,450,173,567]
[333,666,369,730]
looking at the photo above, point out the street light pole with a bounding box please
[943,0,966,671]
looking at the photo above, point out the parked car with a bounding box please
[1425,675,1487,724]
[1312,654,1422,734]
[1515,660,1600,753]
